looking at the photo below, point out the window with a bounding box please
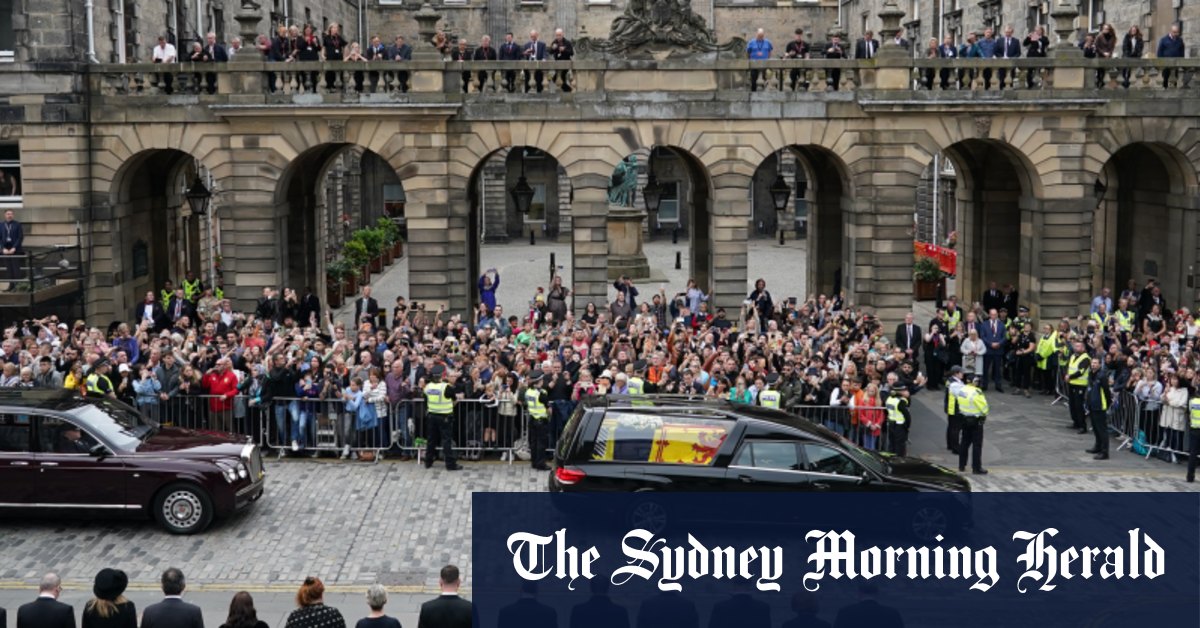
[0,414,30,452]
[733,441,801,470]
[1088,0,1105,31]
[383,184,406,218]
[524,183,547,223]
[591,414,729,465]
[802,443,861,476]
[0,144,20,205]
[37,416,100,455]
[657,181,680,223]
[0,0,13,62]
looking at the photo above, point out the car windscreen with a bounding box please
[833,433,889,475]
[73,400,150,452]
[590,412,730,465]
[556,403,587,461]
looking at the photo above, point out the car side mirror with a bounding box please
[89,443,109,458]
[858,470,872,485]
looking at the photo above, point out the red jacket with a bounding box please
[203,369,239,412]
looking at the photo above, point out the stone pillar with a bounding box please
[1049,0,1084,89]
[710,172,750,314]
[607,208,650,280]
[1028,192,1092,321]
[570,176,610,314]
[848,143,923,326]
[411,3,445,93]
[222,159,285,312]
[405,163,466,313]
[873,0,910,89]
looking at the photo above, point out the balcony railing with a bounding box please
[86,58,1200,101]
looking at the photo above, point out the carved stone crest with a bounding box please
[578,0,743,59]
[328,119,346,143]
[974,115,992,138]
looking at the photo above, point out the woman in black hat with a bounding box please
[82,568,136,628]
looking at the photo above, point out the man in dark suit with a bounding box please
[389,35,413,92]
[981,281,1004,313]
[298,286,321,328]
[498,32,522,92]
[854,30,879,59]
[1,209,24,290]
[202,31,228,94]
[365,35,388,92]
[994,24,1022,89]
[472,34,498,92]
[166,288,196,325]
[417,565,473,628]
[549,28,575,92]
[893,312,921,363]
[141,567,204,628]
[354,285,380,330]
[1001,283,1019,319]
[134,290,168,331]
[979,308,1006,392]
[523,29,548,93]
[16,572,75,628]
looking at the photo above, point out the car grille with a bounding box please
[245,444,265,481]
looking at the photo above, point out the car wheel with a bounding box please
[910,505,949,542]
[626,493,669,534]
[154,483,214,535]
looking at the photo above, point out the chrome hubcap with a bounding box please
[163,491,202,529]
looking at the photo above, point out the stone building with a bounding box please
[2,0,1199,327]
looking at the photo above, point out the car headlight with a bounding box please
[215,460,241,484]
[236,462,248,479]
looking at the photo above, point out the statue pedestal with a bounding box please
[607,207,650,280]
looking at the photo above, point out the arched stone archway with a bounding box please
[108,148,210,320]
[938,138,1041,316]
[274,143,405,308]
[1094,142,1200,312]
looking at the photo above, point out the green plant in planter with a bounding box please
[376,217,400,245]
[913,256,944,282]
[343,239,370,269]
[325,258,356,283]
[353,227,386,258]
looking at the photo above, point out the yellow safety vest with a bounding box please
[1090,312,1109,329]
[1056,332,1068,359]
[1189,397,1200,429]
[1114,310,1135,332]
[758,389,781,409]
[1035,334,1056,370]
[946,309,962,330]
[957,386,989,417]
[214,286,224,300]
[885,396,906,424]
[627,376,645,396]
[1067,353,1090,387]
[424,381,453,415]
[183,278,202,301]
[160,288,174,304]
[85,373,112,397]
[525,388,547,421]
[945,384,958,415]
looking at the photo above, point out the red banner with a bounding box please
[914,241,957,276]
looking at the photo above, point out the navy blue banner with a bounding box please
[472,493,1199,628]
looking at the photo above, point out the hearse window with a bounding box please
[0,413,30,452]
[733,442,800,471]
[802,443,861,477]
[591,413,729,465]
[37,416,100,454]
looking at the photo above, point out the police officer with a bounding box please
[525,370,551,471]
[758,374,782,410]
[1186,391,1200,483]
[627,360,649,406]
[956,374,989,475]
[1065,340,1090,434]
[423,366,461,471]
[1084,357,1112,460]
[886,386,911,457]
[182,270,203,302]
[159,280,175,307]
[85,359,116,400]
[945,365,965,454]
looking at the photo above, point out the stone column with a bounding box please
[410,3,445,93]
[222,158,286,312]
[710,172,750,314]
[1049,0,1084,89]
[570,175,610,314]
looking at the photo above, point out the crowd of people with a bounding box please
[3,566,468,628]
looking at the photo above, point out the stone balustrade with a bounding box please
[84,58,1200,102]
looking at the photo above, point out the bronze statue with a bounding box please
[580,0,741,58]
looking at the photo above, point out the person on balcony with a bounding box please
[522,30,548,93]
[1095,23,1117,87]
[450,38,472,94]
[824,35,845,90]
[151,35,178,95]
[1121,25,1144,88]
[1157,23,1184,87]
[1022,26,1047,88]
[976,27,997,89]
[549,29,574,92]
[937,35,958,89]
[388,35,412,93]
[296,24,322,93]
[364,35,388,93]
[472,35,498,92]
[498,32,521,93]
[1,209,23,292]
[201,32,228,95]
[323,23,347,91]
[783,28,810,92]
[746,28,773,92]
[994,25,1021,89]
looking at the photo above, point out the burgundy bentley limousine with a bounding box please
[0,389,266,534]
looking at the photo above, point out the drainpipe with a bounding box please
[196,0,204,42]
[115,2,126,63]
[85,0,98,62]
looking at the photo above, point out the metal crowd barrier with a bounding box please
[136,393,261,440]
[1050,361,1069,407]
[787,404,894,453]
[394,398,527,465]
[1106,391,1190,463]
